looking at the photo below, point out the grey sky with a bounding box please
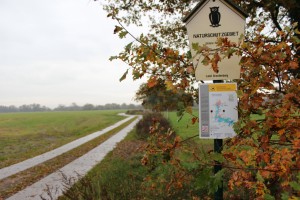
[0,0,144,108]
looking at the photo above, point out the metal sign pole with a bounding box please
[213,79,223,200]
[214,138,223,200]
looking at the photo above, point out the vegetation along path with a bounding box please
[5,115,141,200]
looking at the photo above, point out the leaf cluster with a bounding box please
[139,112,224,198]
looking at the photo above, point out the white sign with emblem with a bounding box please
[183,0,247,80]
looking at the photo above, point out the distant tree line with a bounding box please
[0,103,143,113]
[0,104,51,113]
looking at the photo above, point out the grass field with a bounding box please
[0,110,126,169]
[164,111,199,139]
[164,111,213,148]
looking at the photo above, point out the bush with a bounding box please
[135,112,173,139]
[125,109,144,115]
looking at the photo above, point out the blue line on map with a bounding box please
[214,100,234,126]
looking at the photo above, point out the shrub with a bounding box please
[125,109,144,115]
[135,112,173,139]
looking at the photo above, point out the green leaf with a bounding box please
[236,90,243,98]
[195,168,211,190]
[284,26,291,32]
[209,169,225,194]
[192,43,199,51]
[119,69,128,82]
[225,48,236,59]
[297,172,300,181]
[176,109,185,122]
[186,50,192,59]
[264,194,275,200]
[202,56,210,66]
[125,42,133,52]
[256,171,264,182]
[118,30,128,39]
[291,36,300,44]
[109,56,118,61]
[281,192,289,200]
[290,181,300,191]
[238,33,245,42]
[211,152,225,163]
[132,70,141,79]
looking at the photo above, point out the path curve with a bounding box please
[0,114,135,180]
[6,115,141,200]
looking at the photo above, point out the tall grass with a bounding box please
[0,110,126,168]
[58,128,147,200]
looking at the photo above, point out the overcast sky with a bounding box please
[0,0,145,108]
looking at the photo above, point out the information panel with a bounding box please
[199,83,238,139]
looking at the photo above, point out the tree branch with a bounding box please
[270,5,283,32]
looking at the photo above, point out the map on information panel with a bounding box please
[199,83,238,139]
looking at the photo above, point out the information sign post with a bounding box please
[183,0,247,199]
[199,81,238,199]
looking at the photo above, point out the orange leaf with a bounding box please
[260,170,271,179]
[191,117,198,124]
[289,61,298,69]
[211,53,221,73]
[293,139,300,150]
[147,76,158,88]
[165,80,175,91]
[278,129,285,135]
[262,153,270,163]
[224,152,237,161]
[239,150,251,164]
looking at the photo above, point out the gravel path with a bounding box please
[0,114,134,180]
[6,115,141,200]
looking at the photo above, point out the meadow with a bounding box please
[0,110,126,169]
[164,111,199,139]
[164,110,214,148]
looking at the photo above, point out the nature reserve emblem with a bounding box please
[209,7,221,27]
